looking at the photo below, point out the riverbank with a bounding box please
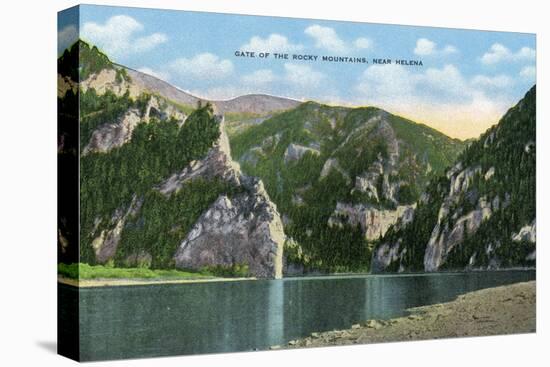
[58,275,254,287]
[57,262,255,287]
[284,281,536,348]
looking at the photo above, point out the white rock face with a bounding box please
[81,68,143,98]
[283,143,320,164]
[484,167,495,180]
[328,202,415,241]
[512,219,536,262]
[423,164,490,272]
[156,118,242,195]
[424,197,492,271]
[90,196,143,263]
[83,109,142,155]
[82,95,187,155]
[512,220,536,243]
[174,179,285,278]
[372,240,406,272]
[449,165,482,197]
[354,160,383,202]
[155,118,286,278]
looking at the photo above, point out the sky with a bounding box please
[58,5,536,140]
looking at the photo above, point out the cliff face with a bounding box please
[372,86,536,273]
[174,178,285,278]
[328,202,415,241]
[161,118,285,278]
[81,106,286,278]
[67,41,288,278]
[230,101,465,272]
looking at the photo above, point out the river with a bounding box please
[58,270,535,361]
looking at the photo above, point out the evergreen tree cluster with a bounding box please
[79,97,225,267]
[375,86,536,272]
[230,102,464,273]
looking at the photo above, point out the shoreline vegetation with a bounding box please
[57,263,254,287]
[281,281,536,349]
[57,263,534,287]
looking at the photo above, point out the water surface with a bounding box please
[59,270,535,361]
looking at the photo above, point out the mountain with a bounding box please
[60,41,299,117]
[372,86,536,273]
[229,101,465,273]
[61,40,530,278]
[58,40,287,278]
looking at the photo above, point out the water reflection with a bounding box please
[61,270,535,361]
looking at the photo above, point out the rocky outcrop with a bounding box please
[82,108,141,154]
[371,240,406,273]
[81,68,142,98]
[82,96,187,155]
[143,95,187,125]
[283,143,320,164]
[157,117,286,278]
[511,220,536,262]
[174,178,285,278]
[90,195,143,263]
[422,163,495,271]
[328,202,415,241]
[512,220,536,243]
[157,117,241,195]
[424,196,493,271]
[238,134,281,168]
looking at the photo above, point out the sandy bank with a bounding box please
[285,281,536,348]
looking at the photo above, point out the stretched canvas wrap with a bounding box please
[57,4,537,362]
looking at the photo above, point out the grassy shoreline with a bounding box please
[58,263,254,287]
[58,275,255,288]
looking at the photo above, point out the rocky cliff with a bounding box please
[174,178,285,278]
[62,40,287,278]
[230,101,465,272]
[81,104,285,278]
[372,86,536,272]
[160,117,285,278]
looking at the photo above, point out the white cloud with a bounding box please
[240,34,303,53]
[443,45,458,54]
[519,66,536,79]
[58,25,78,54]
[414,38,458,56]
[304,25,372,53]
[242,69,277,86]
[414,38,435,56]
[481,43,536,65]
[355,63,516,139]
[356,64,417,100]
[471,74,514,89]
[169,53,234,81]
[133,33,168,53]
[354,37,373,49]
[283,63,325,89]
[305,24,348,53]
[199,65,326,101]
[137,67,170,81]
[82,15,167,58]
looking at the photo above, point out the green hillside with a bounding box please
[373,86,536,272]
[230,102,465,272]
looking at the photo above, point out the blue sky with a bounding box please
[58,5,536,139]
